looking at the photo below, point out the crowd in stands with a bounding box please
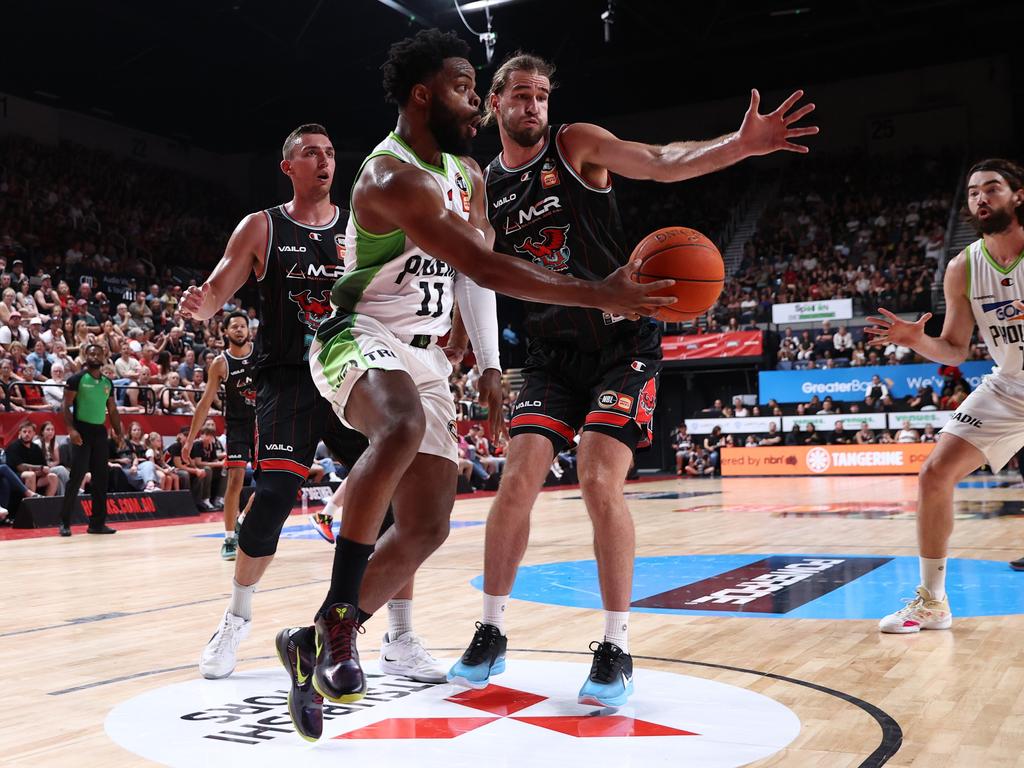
[728,152,955,322]
[772,319,992,370]
[0,135,238,277]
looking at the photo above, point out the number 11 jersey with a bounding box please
[327,131,473,338]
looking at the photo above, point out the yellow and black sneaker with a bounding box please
[275,626,324,742]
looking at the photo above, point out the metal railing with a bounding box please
[0,380,224,416]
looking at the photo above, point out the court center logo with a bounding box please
[805,446,831,473]
[493,554,1024,619]
[105,661,799,767]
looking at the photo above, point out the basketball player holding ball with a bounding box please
[448,53,818,707]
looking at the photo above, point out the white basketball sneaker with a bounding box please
[379,632,447,683]
[878,586,952,634]
[200,609,252,678]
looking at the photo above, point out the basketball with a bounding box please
[632,226,725,322]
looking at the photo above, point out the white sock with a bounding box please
[920,557,947,601]
[604,611,630,652]
[228,578,257,621]
[224,532,235,542]
[482,593,509,633]
[387,599,413,640]
[322,501,339,519]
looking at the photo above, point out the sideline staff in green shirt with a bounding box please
[58,343,125,536]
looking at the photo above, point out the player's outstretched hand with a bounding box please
[179,283,210,319]
[864,308,932,347]
[597,259,676,321]
[738,89,819,157]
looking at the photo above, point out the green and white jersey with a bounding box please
[325,131,473,340]
[967,238,1024,382]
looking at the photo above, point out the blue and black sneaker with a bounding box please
[447,622,507,689]
[578,641,634,708]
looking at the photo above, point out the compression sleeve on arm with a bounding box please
[454,270,500,372]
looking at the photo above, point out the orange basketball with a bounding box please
[632,226,724,322]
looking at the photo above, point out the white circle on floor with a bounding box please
[105,660,800,767]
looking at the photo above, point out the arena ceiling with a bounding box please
[4,0,1022,154]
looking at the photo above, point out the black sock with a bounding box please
[357,609,373,624]
[317,537,375,618]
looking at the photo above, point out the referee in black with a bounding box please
[58,343,125,537]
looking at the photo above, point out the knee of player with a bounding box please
[407,516,450,552]
[373,408,426,449]
[918,457,957,489]
[578,464,623,498]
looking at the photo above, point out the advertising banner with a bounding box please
[771,299,853,324]
[684,417,781,434]
[758,361,994,403]
[886,411,952,429]
[662,331,763,361]
[781,413,888,431]
[721,444,935,476]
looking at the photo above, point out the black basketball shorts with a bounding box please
[225,418,256,470]
[509,323,662,452]
[254,365,370,479]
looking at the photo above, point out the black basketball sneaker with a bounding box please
[275,627,323,741]
[447,622,508,689]
[578,640,634,708]
[313,603,367,702]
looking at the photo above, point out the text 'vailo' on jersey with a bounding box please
[320,132,473,346]
[222,347,256,429]
[967,238,1024,381]
[255,204,347,367]
[486,123,656,351]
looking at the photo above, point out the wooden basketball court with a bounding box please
[3,473,1022,767]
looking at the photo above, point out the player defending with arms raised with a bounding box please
[281,30,673,739]
[447,53,818,706]
[870,159,1024,631]
[183,311,256,560]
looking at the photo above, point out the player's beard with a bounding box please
[502,113,546,148]
[429,99,473,156]
[970,202,1017,235]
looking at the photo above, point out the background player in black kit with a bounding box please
[448,53,819,707]
[183,310,256,561]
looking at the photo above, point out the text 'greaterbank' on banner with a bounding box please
[771,299,853,324]
[758,361,994,403]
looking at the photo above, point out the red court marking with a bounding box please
[334,717,497,739]
[445,684,547,715]
[514,715,698,738]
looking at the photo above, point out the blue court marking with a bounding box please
[195,519,482,540]
[957,479,1017,489]
[473,554,1024,619]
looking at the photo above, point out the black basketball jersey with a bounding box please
[255,204,347,367]
[486,123,654,350]
[222,347,256,427]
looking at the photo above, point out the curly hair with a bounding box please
[381,28,472,106]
